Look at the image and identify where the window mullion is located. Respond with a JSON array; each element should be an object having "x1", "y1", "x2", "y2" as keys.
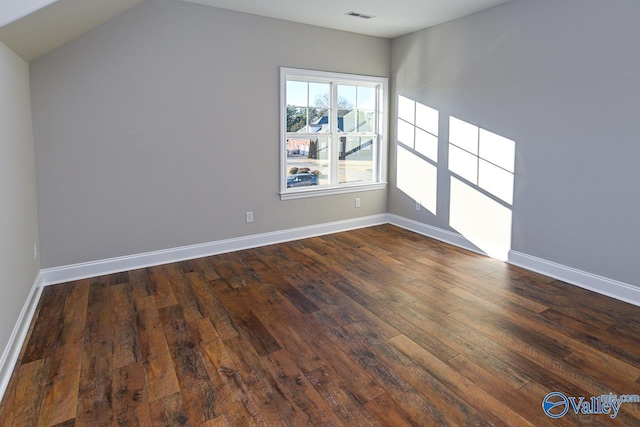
[
  {"x1": 373, "y1": 85, "x2": 380, "y2": 180},
  {"x1": 330, "y1": 82, "x2": 339, "y2": 186}
]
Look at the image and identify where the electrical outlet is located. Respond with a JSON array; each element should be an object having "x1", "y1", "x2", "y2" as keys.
[
  {"x1": 355, "y1": 197, "x2": 361, "y2": 208},
  {"x1": 415, "y1": 201, "x2": 421, "y2": 211},
  {"x1": 34, "y1": 243, "x2": 38, "y2": 260},
  {"x1": 246, "y1": 211, "x2": 254, "y2": 223}
]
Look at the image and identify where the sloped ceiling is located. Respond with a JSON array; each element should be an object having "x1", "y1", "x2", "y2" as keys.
[
  {"x1": 0, "y1": 0, "x2": 511, "y2": 62},
  {"x1": 0, "y1": 0, "x2": 145, "y2": 62}
]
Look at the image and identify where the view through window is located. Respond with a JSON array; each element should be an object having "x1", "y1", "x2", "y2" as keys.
[{"x1": 281, "y1": 68, "x2": 388, "y2": 199}]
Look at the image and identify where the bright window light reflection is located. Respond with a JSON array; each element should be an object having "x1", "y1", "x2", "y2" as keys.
[
  {"x1": 398, "y1": 96, "x2": 415, "y2": 124},
  {"x1": 415, "y1": 128, "x2": 438, "y2": 163},
  {"x1": 397, "y1": 96, "x2": 439, "y2": 162},
  {"x1": 479, "y1": 159, "x2": 514, "y2": 205},
  {"x1": 449, "y1": 116, "x2": 478, "y2": 155},
  {"x1": 397, "y1": 146, "x2": 437, "y2": 214},
  {"x1": 396, "y1": 95, "x2": 440, "y2": 215},
  {"x1": 448, "y1": 144, "x2": 478, "y2": 184},
  {"x1": 450, "y1": 177, "x2": 512, "y2": 261},
  {"x1": 416, "y1": 103, "x2": 439, "y2": 136},
  {"x1": 448, "y1": 116, "x2": 516, "y2": 261},
  {"x1": 397, "y1": 119, "x2": 414, "y2": 147},
  {"x1": 479, "y1": 129, "x2": 515, "y2": 173}
]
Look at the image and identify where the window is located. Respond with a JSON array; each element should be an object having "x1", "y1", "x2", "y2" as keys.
[{"x1": 280, "y1": 68, "x2": 388, "y2": 199}]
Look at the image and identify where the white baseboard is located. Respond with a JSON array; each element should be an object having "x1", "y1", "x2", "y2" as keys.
[
  {"x1": 508, "y1": 251, "x2": 640, "y2": 307},
  {"x1": 2, "y1": 213, "x2": 639, "y2": 405},
  {"x1": 387, "y1": 214, "x2": 485, "y2": 255},
  {"x1": 41, "y1": 214, "x2": 389, "y2": 286},
  {"x1": 387, "y1": 214, "x2": 640, "y2": 307},
  {"x1": 0, "y1": 271, "x2": 44, "y2": 400}
]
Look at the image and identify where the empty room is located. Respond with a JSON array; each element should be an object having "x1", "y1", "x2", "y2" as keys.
[{"x1": 1, "y1": 0, "x2": 639, "y2": 425}]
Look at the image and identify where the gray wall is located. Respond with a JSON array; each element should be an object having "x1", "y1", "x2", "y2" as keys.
[
  {"x1": 389, "y1": 0, "x2": 640, "y2": 286},
  {"x1": 30, "y1": 0, "x2": 390, "y2": 268},
  {"x1": 0, "y1": 42, "x2": 40, "y2": 351}
]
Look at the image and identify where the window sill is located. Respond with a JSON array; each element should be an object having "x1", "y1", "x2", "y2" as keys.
[{"x1": 280, "y1": 182, "x2": 387, "y2": 200}]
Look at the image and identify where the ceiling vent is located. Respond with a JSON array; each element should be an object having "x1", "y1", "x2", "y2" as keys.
[{"x1": 345, "y1": 11, "x2": 375, "y2": 19}]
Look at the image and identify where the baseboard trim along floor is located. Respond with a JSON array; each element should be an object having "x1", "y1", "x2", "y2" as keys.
[
  {"x1": 3, "y1": 214, "x2": 637, "y2": 403},
  {"x1": 40, "y1": 213, "x2": 640, "y2": 307}
]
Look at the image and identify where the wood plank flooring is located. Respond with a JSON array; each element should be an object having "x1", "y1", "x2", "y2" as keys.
[{"x1": 1, "y1": 224, "x2": 639, "y2": 426}]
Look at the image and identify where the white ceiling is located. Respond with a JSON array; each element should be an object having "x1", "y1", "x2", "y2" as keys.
[
  {"x1": 0, "y1": 0, "x2": 512, "y2": 62},
  {"x1": 183, "y1": 0, "x2": 512, "y2": 39}
]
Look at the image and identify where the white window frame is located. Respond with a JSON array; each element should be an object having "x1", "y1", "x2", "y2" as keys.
[{"x1": 280, "y1": 67, "x2": 388, "y2": 200}]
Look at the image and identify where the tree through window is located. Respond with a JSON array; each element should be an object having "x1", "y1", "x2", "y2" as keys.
[{"x1": 280, "y1": 68, "x2": 388, "y2": 199}]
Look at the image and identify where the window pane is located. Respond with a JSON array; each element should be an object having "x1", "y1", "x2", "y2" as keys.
[
  {"x1": 338, "y1": 108, "x2": 357, "y2": 132},
  {"x1": 357, "y1": 86, "x2": 375, "y2": 109},
  {"x1": 287, "y1": 107, "x2": 307, "y2": 132},
  {"x1": 286, "y1": 136, "x2": 330, "y2": 187},
  {"x1": 357, "y1": 110, "x2": 375, "y2": 132},
  {"x1": 287, "y1": 81, "x2": 307, "y2": 107},
  {"x1": 310, "y1": 83, "x2": 330, "y2": 108},
  {"x1": 338, "y1": 85, "x2": 356, "y2": 109},
  {"x1": 309, "y1": 108, "x2": 329, "y2": 132},
  {"x1": 339, "y1": 137, "x2": 375, "y2": 184}
]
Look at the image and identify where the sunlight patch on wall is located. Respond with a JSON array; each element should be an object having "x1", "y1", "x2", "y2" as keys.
[
  {"x1": 396, "y1": 95, "x2": 439, "y2": 214},
  {"x1": 397, "y1": 145, "x2": 437, "y2": 214},
  {"x1": 448, "y1": 116, "x2": 515, "y2": 260},
  {"x1": 479, "y1": 129, "x2": 515, "y2": 204},
  {"x1": 398, "y1": 96, "x2": 438, "y2": 162},
  {"x1": 450, "y1": 177, "x2": 513, "y2": 260}
]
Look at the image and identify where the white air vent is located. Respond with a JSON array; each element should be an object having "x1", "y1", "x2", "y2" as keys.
[{"x1": 345, "y1": 11, "x2": 375, "y2": 19}]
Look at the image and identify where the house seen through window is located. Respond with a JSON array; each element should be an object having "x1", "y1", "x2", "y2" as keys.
[{"x1": 280, "y1": 68, "x2": 388, "y2": 199}]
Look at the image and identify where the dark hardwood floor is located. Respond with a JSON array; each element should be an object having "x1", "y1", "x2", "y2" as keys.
[{"x1": 1, "y1": 224, "x2": 639, "y2": 426}]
